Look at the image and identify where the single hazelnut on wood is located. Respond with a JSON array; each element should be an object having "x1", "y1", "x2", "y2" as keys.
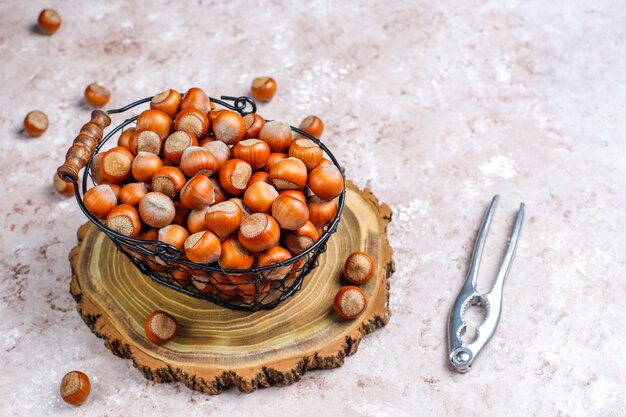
[
  {"x1": 38, "y1": 9, "x2": 62, "y2": 35},
  {"x1": 343, "y1": 252, "x2": 375, "y2": 284},
  {"x1": 23, "y1": 111, "x2": 48, "y2": 137},
  {"x1": 333, "y1": 286, "x2": 367, "y2": 320},
  {"x1": 250, "y1": 77, "x2": 277, "y2": 102},
  {"x1": 60, "y1": 370, "x2": 90, "y2": 406},
  {"x1": 84, "y1": 83, "x2": 110, "y2": 108},
  {"x1": 144, "y1": 310, "x2": 178, "y2": 345}
]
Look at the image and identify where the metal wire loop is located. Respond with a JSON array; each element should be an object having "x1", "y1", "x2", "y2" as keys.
[{"x1": 213, "y1": 95, "x2": 257, "y2": 115}]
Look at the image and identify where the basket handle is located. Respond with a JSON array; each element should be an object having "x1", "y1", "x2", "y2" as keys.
[{"x1": 57, "y1": 110, "x2": 111, "y2": 183}]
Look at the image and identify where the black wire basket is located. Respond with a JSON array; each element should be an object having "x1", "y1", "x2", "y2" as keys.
[{"x1": 58, "y1": 93, "x2": 345, "y2": 311}]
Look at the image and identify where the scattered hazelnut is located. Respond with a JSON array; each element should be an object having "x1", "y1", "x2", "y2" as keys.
[
  {"x1": 60, "y1": 370, "x2": 90, "y2": 406},
  {"x1": 84, "y1": 83, "x2": 110, "y2": 108},
  {"x1": 333, "y1": 286, "x2": 367, "y2": 320},
  {"x1": 144, "y1": 310, "x2": 178, "y2": 345},
  {"x1": 23, "y1": 111, "x2": 48, "y2": 137},
  {"x1": 250, "y1": 77, "x2": 277, "y2": 102},
  {"x1": 38, "y1": 9, "x2": 61, "y2": 35},
  {"x1": 343, "y1": 252, "x2": 375, "y2": 284},
  {"x1": 298, "y1": 115, "x2": 324, "y2": 138}
]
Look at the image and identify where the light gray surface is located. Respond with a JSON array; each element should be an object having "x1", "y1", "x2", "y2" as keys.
[{"x1": 1, "y1": 1, "x2": 624, "y2": 416}]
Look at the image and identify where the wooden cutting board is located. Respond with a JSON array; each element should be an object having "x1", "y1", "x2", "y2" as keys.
[{"x1": 69, "y1": 181, "x2": 394, "y2": 394}]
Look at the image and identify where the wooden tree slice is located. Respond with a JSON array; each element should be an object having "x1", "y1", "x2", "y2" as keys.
[{"x1": 69, "y1": 181, "x2": 394, "y2": 394}]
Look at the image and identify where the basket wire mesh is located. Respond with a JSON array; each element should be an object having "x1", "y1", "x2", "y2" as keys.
[{"x1": 68, "y1": 94, "x2": 345, "y2": 311}]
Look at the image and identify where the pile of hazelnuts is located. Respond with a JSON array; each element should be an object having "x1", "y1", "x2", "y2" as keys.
[{"x1": 82, "y1": 87, "x2": 343, "y2": 295}]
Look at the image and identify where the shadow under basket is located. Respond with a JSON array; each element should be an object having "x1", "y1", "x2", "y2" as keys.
[{"x1": 57, "y1": 94, "x2": 346, "y2": 311}]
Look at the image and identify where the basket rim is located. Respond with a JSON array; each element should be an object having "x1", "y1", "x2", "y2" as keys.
[{"x1": 68, "y1": 93, "x2": 346, "y2": 276}]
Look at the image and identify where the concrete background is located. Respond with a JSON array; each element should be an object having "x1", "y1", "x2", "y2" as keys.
[{"x1": 1, "y1": 0, "x2": 625, "y2": 415}]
